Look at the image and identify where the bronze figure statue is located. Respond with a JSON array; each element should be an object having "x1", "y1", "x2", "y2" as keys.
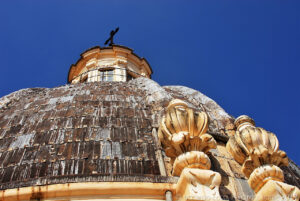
[{"x1": 104, "y1": 27, "x2": 119, "y2": 46}]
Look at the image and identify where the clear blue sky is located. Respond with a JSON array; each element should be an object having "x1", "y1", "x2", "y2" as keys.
[{"x1": 0, "y1": 1, "x2": 299, "y2": 164}]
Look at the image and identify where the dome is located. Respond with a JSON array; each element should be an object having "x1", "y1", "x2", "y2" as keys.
[
  {"x1": 0, "y1": 41, "x2": 299, "y2": 200},
  {"x1": 0, "y1": 78, "x2": 299, "y2": 200}
]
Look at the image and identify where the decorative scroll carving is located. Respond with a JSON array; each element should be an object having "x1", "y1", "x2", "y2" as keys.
[
  {"x1": 248, "y1": 164, "x2": 284, "y2": 193},
  {"x1": 176, "y1": 168, "x2": 223, "y2": 201},
  {"x1": 158, "y1": 99, "x2": 216, "y2": 159},
  {"x1": 158, "y1": 99, "x2": 223, "y2": 201},
  {"x1": 254, "y1": 180, "x2": 300, "y2": 201},
  {"x1": 226, "y1": 115, "x2": 299, "y2": 201},
  {"x1": 172, "y1": 151, "x2": 211, "y2": 176}
]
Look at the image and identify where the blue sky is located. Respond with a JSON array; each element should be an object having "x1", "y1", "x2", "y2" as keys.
[{"x1": 0, "y1": 1, "x2": 299, "y2": 164}]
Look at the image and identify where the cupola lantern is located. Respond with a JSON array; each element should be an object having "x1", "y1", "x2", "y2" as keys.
[
  {"x1": 67, "y1": 45, "x2": 152, "y2": 83},
  {"x1": 68, "y1": 28, "x2": 152, "y2": 83}
]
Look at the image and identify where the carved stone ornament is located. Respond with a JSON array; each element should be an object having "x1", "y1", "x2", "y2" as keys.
[
  {"x1": 158, "y1": 99, "x2": 217, "y2": 159},
  {"x1": 172, "y1": 151, "x2": 211, "y2": 176},
  {"x1": 226, "y1": 115, "x2": 288, "y2": 178},
  {"x1": 226, "y1": 115, "x2": 300, "y2": 201},
  {"x1": 248, "y1": 164, "x2": 284, "y2": 193},
  {"x1": 176, "y1": 168, "x2": 223, "y2": 201},
  {"x1": 254, "y1": 180, "x2": 300, "y2": 201},
  {"x1": 158, "y1": 99, "x2": 223, "y2": 201}
]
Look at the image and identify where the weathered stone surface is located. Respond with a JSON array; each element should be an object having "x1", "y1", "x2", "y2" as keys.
[{"x1": 0, "y1": 80, "x2": 164, "y2": 189}]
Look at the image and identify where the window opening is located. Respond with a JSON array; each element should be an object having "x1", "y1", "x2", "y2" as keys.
[
  {"x1": 127, "y1": 73, "x2": 134, "y2": 81},
  {"x1": 99, "y1": 69, "x2": 114, "y2": 81}
]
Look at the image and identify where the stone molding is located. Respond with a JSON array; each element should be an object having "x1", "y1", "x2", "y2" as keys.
[
  {"x1": 226, "y1": 115, "x2": 300, "y2": 201},
  {"x1": 0, "y1": 182, "x2": 175, "y2": 201}
]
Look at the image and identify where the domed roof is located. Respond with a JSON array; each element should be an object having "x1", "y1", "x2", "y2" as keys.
[{"x1": 0, "y1": 78, "x2": 299, "y2": 199}]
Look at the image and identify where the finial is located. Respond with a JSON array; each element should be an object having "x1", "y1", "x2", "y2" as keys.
[
  {"x1": 104, "y1": 27, "x2": 119, "y2": 46},
  {"x1": 234, "y1": 115, "x2": 255, "y2": 132}
]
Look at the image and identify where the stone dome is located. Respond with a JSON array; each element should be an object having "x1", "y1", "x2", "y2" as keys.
[{"x1": 0, "y1": 78, "x2": 299, "y2": 200}]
